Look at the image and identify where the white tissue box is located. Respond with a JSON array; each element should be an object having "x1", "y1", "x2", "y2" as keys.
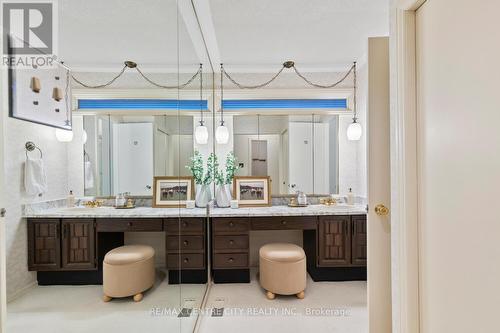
[
  {"x1": 186, "y1": 200, "x2": 195, "y2": 209},
  {"x1": 230, "y1": 200, "x2": 239, "y2": 209}
]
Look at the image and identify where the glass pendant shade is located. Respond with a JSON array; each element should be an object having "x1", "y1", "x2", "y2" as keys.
[
  {"x1": 195, "y1": 124, "x2": 209, "y2": 144},
  {"x1": 347, "y1": 120, "x2": 362, "y2": 141},
  {"x1": 215, "y1": 124, "x2": 229, "y2": 144},
  {"x1": 55, "y1": 128, "x2": 74, "y2": 142},
  {"x1": 82, "y1": 130, "x2": 88, "y2": 144}
]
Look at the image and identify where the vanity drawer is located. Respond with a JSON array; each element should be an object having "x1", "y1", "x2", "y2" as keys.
[
  {"x1": 213, "y1": 253, "x2": 248, "y2": 269},
  {"x1": 96, "y1": 219, "x2": 163, "y2": 232},
  {"x1": 212, "y1": 218, "x2": 250, "y2": 233},
  {"x1": 164, "y1": 218, "x2": 204, "y2": 234},
  {"x1": 251, "y1": 216, "x2": 317, "y2": 230},
  {"x1": 213, "y1": 235, "x2": 249, "y2": 251},
  {"x1": 167, "y1": 253, "x2": 204, "y2": 269},
  {"x1": 166, "y1": 235, "x2": 204, "y2": 252}
]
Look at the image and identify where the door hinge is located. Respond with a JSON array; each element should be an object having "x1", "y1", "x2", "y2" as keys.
[{"x1": 0, "y1": 208, "x2": 5, "y2": 217}]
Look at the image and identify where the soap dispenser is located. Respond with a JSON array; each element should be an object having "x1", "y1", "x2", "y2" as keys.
[
  {"x1": 297, "y1": 191, "x2": 307, "y2": 206},
  {"x1": 67, "y1": 190, "x2": 75, "y2": 207},
  {"x1": 347, "y1": 188, "x2": 354, "y2": 205}
]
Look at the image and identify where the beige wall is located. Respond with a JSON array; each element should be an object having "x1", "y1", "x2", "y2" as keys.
[{"x1": 416, "y1": 1, "x2": 500, "y2": 332}]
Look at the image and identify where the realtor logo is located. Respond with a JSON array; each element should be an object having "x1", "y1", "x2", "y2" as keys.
[
  {"x1": 3, "y1": 2, "x2": 53, "y2": 54},
  {"x1": 2, "y1": 1, "x2": 57, "y2": 68}
]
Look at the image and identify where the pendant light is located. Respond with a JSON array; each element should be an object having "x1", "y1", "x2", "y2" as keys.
[
  {"x1": 194, "y1": 64, "x2": 208, "y2": 144},
  {"x1": 216, "y1": 63, "x2": 229, "y2": 144},
  {"x1": 55, "y1": 128, "x2": 74, "y2": 142},
  {"x1": 347, "y1": 62, "x2": 362, "y2": 141},
  {"x1": 82, "y1": 129, "x2": 88, "y2": 144}
]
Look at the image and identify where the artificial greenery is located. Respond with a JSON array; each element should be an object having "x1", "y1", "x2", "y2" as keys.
[
  {"x1": 224, "y1": 151, "x2": 240, "y2": 185},
  {"x1": 187, "y1": 151, "x2": 240, "y2": 186},
  {"x1": 215, "y1": 151, "x2": 240, "y2": 185},
  {"x1": 186, "y1": 151, "x2": 208, "y2": 185},
  {"x1": 206, "y1": 152, "x2": 219, "y2": 185}
]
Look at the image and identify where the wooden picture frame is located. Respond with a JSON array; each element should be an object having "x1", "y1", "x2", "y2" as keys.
[
  {"x1": 233, "y1": 176, "x2": 271, "y2": 207},
  {"x1": 152, "y1": 176, "x2": 194, "y2": 208}
]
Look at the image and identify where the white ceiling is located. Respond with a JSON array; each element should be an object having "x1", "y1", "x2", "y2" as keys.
[
  {"x1": 59, "y1": 0, "x2": 200, "y2": 71},
  {"x1": 58, "y1": 0, "x2": 388, "y2": 73},
  {"x1": 209, "y1": 0, "x2": 389, "y2": 72}
]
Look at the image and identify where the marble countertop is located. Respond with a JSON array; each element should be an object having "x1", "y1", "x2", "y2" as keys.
[
  {"x1": 24, "y1": 204, "x2": 367, "y2": 219},
  {"x1": 24, "y1": 206, "x2": 207, "y2": 218},
  {"x1": 211, "y1": 204, "x2": 367, "y2": 217}
]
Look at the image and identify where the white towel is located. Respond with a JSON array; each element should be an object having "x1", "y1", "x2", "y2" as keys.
[
  {"x1": 84, "y1": 161, "x2": 94, "y2": 190},
  {"x1": 24, "y1": 156, "x2": 47, "y2": 196}
]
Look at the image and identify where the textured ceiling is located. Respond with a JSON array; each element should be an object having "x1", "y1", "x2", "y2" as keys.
[
  {"x1": 210, "y1": 0, "x2": 389, "y2": 70},
  {"x1": 59, "y1": 0, "x2": 200, "y2": 70}
]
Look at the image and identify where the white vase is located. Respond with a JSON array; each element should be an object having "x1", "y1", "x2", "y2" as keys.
[
  {"x1": 216, "y1": 184, "x2": 231, "y2": 208},
  {"x1": 195, "y1": 184, "x2": 212, "y2": 208}
]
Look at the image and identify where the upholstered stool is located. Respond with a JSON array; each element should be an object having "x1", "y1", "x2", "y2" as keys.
[
  {"x1": 259, "y1": 243, "x2": 306, "y2": 300},
  {"x1": 103, "y1": 245, "x2": 155, "y2": 302}
]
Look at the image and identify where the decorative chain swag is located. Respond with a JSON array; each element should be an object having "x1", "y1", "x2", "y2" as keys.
[
  {"x1": 71, "y1": 61, "x2": 202, "y2": 89},
  {"x1": 221, "y1": 61, "x2": 356, "y2": 89}
]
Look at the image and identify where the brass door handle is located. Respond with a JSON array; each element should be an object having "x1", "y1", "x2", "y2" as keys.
[{"x1": 374, "y1": 204, "x2": 389, "y2": 216}]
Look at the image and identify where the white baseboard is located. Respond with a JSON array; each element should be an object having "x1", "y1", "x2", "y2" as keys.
[{"x1": 7, "y1": 281, "x2": 37, "y2": 303}]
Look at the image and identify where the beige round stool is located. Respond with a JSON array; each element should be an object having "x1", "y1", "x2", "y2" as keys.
[
  {"x1": 103, "y1": 245, "x2": 155, "y2": 302},
  {"x1": 259, "y1": 243, "x2": 306, "y2": 300}
]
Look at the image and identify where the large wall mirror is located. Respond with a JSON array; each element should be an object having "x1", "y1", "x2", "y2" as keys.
[
  {"x1": 83, "y1": 115, "x2": 195, "y2": 197},
  {"x1": 231, "y1": 113, "x2": 339, "y2": 196}
]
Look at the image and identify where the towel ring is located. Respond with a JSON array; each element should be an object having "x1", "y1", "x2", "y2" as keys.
[{"x1": 25, "y1": 141, "x2": 43, "y2": 159}]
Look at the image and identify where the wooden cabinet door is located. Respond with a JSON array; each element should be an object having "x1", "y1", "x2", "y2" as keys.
[
  {"x1": 28, "y1": 219, "x2": 61, "y2": 271},
  {"x1": 61, "y1": 219, "x2": 96, "y2": 270},
  {"x1": 318, "y1": 216, "x2": 351, "y2": 266},
  {"x1": 351, "y1": 215, "x2": 367, "y2": 266}
]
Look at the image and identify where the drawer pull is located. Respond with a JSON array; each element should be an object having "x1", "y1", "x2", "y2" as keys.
[
  {"x1": 182, "y1": 222, "x2": 188, "y2": 228},
  {"x1": 183, "y1": 240, "x2": 189, "y2": 246},
  {"x1": 281, "y1": 220, "x2": 287, "y2": 225},
  {"x1": 128, "y1": 222, "x2": 133, "y2": 227},
  {"x1": 183, "y1": 258, "x2": 189, "y2": 263},
  {"x1": 229, "y1": 222, "x2": 234, "y2": 227},
  {"x1": 229, "y1": 240, "x2": 234, "y2": 245},
  {"x1": 228, "y1": 258, "x2": 234, "y2": 263}
]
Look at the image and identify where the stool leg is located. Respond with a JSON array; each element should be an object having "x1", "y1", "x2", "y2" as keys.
[
  {"x1": 296, "y1": 291, "x2": 305, "y2": 299},
  {"x1": 133, "y1": 293, "x2": 144, "y2": 302},
  {"x1": 266, "y1": 291, "x2": 275, "y2": 300},
  {"x1": 103, "y1": 295, "x2": 112, "y2": 302}
]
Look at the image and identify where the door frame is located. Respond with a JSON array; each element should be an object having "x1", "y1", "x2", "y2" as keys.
[
  {"x1": 0, "y1": 46, "x2": 7, "y2": 333},
  {"x1": 390, "y1": 0, "x2": 426, "y2": 332}
]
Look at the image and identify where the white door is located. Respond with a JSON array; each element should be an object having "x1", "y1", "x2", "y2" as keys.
[
  {"x1": 288, "y1": 122, "x2": 313, "y2": 193},
  {"x1": 415, "y1": 1, "x2": 500, "y2": 331},
  {"x1": 0, "y1": 66, "x2": 7, "y2": 333},
  {"x1": 313, "y1": 122, "x2": 329, "y2": 194},
  {"x1": 367, "y1": 37, "x2": 392, "y2": 332},
  {"x1": 112, "y1": 123, "x2": 154, "y2": 195}
]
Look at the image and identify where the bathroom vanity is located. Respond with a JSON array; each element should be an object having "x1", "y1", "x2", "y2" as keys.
[{"x1": 25, "y1": 205, "x2": 366, "y2": 285}]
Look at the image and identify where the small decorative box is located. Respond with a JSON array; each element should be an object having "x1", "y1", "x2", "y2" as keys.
[
  {"x1": 230, "y1": 200, "x2": 239, "y2": 209},
  {"x1": 185, "y1": 200, "x2": 195, "y2": 209}
]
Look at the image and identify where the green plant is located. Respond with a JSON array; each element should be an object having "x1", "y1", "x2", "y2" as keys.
[
  {"x1": 186, "y1": 151, "x2": 207, "y2": 185},
  {"x1": 206, "y1": 152, "x2": 219, "y2": 185},
  {"x1": 224, "y1": 151, "x2": 240, "y2": 185},
  {"x1": 187, "y1": 151, "x2": 240, "y2": 186}
]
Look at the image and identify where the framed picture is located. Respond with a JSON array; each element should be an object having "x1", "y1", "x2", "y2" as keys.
[
  {"x1": 152, "y1": 177, "x2": 194, "y2": 208},
  {"x1": 7, "y1": 36, "x2": 72, "y2": 130},
  {"x1": 233, "y1": 176, "x2": 271, "y2": 207}
]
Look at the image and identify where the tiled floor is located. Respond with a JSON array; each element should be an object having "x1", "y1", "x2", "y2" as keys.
[
  {"x1": 7, "y1": 270, "x2": 206, "y2": 333},
  {"x1": 7, "y1": 270, "x2": 367, "y2": 333},
  {"x1": 197, "y1": 271, "x2": 367, "y2": 333}
]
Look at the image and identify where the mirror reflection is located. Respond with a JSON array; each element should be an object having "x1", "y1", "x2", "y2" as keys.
[
  {"x1": 232, "y1": 114, "x2": 339, "y2": 195},
  {"x1": 83, "y1": 115, "x2": 195, "y2": 197}
]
